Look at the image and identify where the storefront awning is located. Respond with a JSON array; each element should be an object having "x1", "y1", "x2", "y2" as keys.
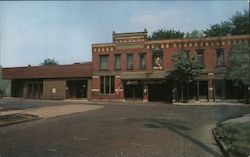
[{"x1": 120, "y1": 72, "x2": 165, "y2": 80}]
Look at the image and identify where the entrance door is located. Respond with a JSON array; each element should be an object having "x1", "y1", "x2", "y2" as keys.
[
  {"x1": 66, "y1": 80, "x2": 88, "y2": 98},
  {"x1": 148, "y1": 84, "x2": 171, "y2": 102},
  {"x1": 124, "y1": 84, "x2": 143, "y2": 100}
]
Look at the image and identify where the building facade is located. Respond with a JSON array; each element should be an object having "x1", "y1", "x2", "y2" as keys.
[
  {"x1": 3, "y1": 63, "x2": 92, "y2": 100},
  {"x1": 2, "y1": 30, "x2": 250, "y2": 102},
  {"x1": 91, "y1": 30, "x2": 249, "y2": 102}
]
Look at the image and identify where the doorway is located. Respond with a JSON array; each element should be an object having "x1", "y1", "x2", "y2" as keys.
[
  {"x1": 27, "y1": 83, "x2": 43, "y2": 99},
  {"x1": 148, "y1": 84, "x2": 171, "y2": 102},
  {"x1": 66, "y1": 80, "x2": 88, "y2": 98},
  {"x1": 124, "y1": 84, "x2": 143, "y2": 100}
]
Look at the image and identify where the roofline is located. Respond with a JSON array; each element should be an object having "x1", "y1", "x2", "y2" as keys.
[
  {"x1": 113, "y1": 31, "x2": 147, "y2": 36},
  {"x1": 146, "y1": 34, "x2": 250, "y2": 44},
  {"x1": 3, "y1": 61, "x2": 92, "y2": 69},
  {"x1": 92, "y1": 43, "x2": 114, "y2": 47},
  {"x1": 91, "y1": 34, "x2": 249, "y2": 47}
]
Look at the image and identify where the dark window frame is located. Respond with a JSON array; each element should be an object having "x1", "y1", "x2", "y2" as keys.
[
  {"x1": 139, "y1": 53, "x2": 146, "y2": 70},
  {"x1": 100, "y1": 76, "x2": 115, "y2": 94},
  {"x1": 114, "y1": 54, "x2": 121, "y2": 70},
  {"x1": 216, "y1": 48, "x2": 225, "y2": 67},
  {"x1": 99, "y1": 55, "x2": 109, "y2": 70},
  {"x1": 184, "y1": 50, "x2": 190, "y2": 59},
  {"x1": 196, "y1": 49, "x2": 205, "y2": 68},
  {"x1": 152, "y1": 51, "x2": 164, "y2": 70},
  {"x1": 127, "y1": 53, "x2": 133, "y2": 70}
]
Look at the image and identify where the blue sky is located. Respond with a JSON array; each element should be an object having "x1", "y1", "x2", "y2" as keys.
[{"x1": 0, "y1": 1, "x2": 248, "y2": 67}]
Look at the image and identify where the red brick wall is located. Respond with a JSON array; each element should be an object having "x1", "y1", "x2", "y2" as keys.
[
  {"x1": 92, "y1": 42, "x2": 245, "y2": 73},
  {"x1": 91, "y1": 35, "x2": 249, "y2": 101}
]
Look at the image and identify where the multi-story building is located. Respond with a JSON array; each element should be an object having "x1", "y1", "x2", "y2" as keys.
[
  {"x1": 91, "y1": 29, "x2": 249, "y2": 102},
  {"x1": 2, "y1": 29, "x2": 250, "y2": 102}
]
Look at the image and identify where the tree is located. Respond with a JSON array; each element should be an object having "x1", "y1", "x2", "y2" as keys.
[
  {"x1": 166, "y1": 51, "x2": 202, "y2": 103},
  {"x1": 148, "y1": 29, "x2": 185, "y2": 40},
  {"x1": 40, "y1": 58, "x2": 59, "y2": 66},
  {"x1": 204, "y1": 21, "x2": 234, "y2": 37},
  {"x1": 204, "y1": 10, "x2": 249, "y2": 37},
  {"x1": 227, "y1": 43, "x2": 250, "y2": 104},
  {"x1": 0, "y1": 65, "x2": 11, "y2": 97},
  {"x1": 185, "y1": 29, "x2": 205, "y2": 38},
  {"x1": 230, "y1": 10, "x2": 250, "y2": 35}
]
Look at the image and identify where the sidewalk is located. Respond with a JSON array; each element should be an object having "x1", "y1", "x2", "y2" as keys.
[
  {"x1": 173, "y1": 101, "x2": 248, "y2": 106},
  {"x1": 221, "y1": 114, "x2": 250, "y2": 124},
  {"x1": 0, "y1": 104, "x2": 103, "y2": 118}
]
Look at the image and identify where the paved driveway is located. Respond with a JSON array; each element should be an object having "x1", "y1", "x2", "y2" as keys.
[{"x1": 1, "y1": 102, "x2": 250, "y2": 157}]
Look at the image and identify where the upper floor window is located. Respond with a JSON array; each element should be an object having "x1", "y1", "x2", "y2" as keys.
[
  {"x1": 100, "y1": 55, "x2": 108, "y2": 70},
  {"x1": 100, "y1": 76, "x2": 115, "y2": 94},
  {"x1": 127, "y1": 54, "x2": 133, "y2": 70},
  {"x1": 114, "y1": 54, "x2": 121, "y2": 70},
  {"x1": 184, "y1": 50, "x2": 190, "y2": 59},
  {"x1": 196, "y1": 49, "x2": 204, "y2": 67},
  {"x1": 140, "y1": 53, "x2": 146, "y2": 70},
  {"x1": 152, "y1": 46, "x2": 163, "y2": 70},
  {"x1": 216, "y1": 48, "x2": 225, "y2": 66}
]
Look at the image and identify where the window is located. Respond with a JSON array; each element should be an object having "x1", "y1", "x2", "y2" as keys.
[
  {"x1": 140, "y1": 53, "x2": 146, "y2": 70},
  {"x1": 196, "y1": 49, "x2": 204, "y2": 67},
  {"x1": 114, "y1": 54, "x2": 121, "y2": 70},
  {"x1": 100, "y1": 76, "x2": 115, "y2": 94},
  {"x1": 184, "y1": 50, "x2": 190, "y2": 59},
  {"x1": 216, "y1": 48, "x2": 225, "y2": 66},
  {"x1": 127, "y1": 54, "x2": 133, "y2": 70},
  {"x1": 152, "y1": 53, "x2": 163, "y2": 70},
  {"x1": 100, "y1": 55, "x2": 108, "y2": 70}
]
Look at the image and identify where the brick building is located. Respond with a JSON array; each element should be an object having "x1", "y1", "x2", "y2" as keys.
[
  {"x1": 91, "y1": 30, "x2": 249, "y2": 102},
  {"x1": 2, "y1": 30, "x2": 250, "y2": 102}
]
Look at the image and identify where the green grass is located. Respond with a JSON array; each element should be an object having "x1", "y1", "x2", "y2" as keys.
[
  {"x1": 215, "y1": 122, "x2": 250, "y2": 157},
  {"x1": 0, "y1": 114, "x2": 39, "y2": 126}
]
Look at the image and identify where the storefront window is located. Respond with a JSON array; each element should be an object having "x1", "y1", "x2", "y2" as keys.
[{"x1": 100, "y1": 76, "x2": 115, "y2": 94}]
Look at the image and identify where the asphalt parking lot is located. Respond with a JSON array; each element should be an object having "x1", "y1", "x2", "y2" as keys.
[{"x1": 1, "y1": 99, "x2": 250, "y2": 157}]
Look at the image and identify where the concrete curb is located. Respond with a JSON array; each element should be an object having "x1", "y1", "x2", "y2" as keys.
[
  {"x1": 0, "y1": 113, "x2": 41, "y2": 127},
  {"x1": 213, "y1": 115, "x2": 250, "y2": 157},
  {"x1": 212, "y1": 128, "x2": 228, "y2": 157},
  {"x1": 173, "y1": 102, "x2": 249, "y2": 106}
]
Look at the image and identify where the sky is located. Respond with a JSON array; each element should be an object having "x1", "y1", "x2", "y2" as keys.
[{"x1": 0, "y1": 1, "x2": 248, "y2": 67}]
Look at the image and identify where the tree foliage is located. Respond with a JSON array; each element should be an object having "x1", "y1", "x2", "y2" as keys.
[
  {"x1": 0, "y1": 65, "x2": 11, "y2": 97},
  {"x1": 40, "y1": 58, "x2": 59, "y2": 66},
  {"x1": 204, "y1": 10, "x2": 249, "y2": 37},
  {"x1": 148, "y1": 29, "x2": 185, "y2": 40},
  {"x1": 166, "y1": 51, "x2": 203, "y2": 83},
  {"x1": 166, "y1": 51, "x2": 202, "y2": 102},
  {"x1": 204, "y1": 21, "x2": 234, "y2": 37},
  {"x1": 230, "y1": 10, "x2": 250, "y2": 35},
  {"x1": 227, "y1": 43, "x2": 250, "y2": 85},
  {"x1": 185, "y1": 29, "x2": 205, "y2": 38}
]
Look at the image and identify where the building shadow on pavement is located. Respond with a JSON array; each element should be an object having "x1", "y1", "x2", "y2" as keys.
[{"x1": 144, "y1": 119, "x2": 222, "y2": 157}]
